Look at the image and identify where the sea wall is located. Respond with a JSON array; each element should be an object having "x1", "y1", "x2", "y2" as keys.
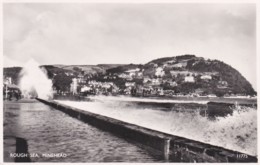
[
  {"x1": 53, "y1": 94, "x2": 90, "y2": 101},
  {"x1": 36, "y1": 98, "x2": 257, "y2": 163}
]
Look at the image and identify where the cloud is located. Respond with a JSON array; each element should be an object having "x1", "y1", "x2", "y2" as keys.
[
  {"x1": 3, "y1": 55, "x2": 23, "y2": 67},
  {"x1": 3, "y1": 3, "x2": 256, "y2": 89}
]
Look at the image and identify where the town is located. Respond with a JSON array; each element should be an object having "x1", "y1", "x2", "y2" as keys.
[
  {"x1": 65, "y1": 67, "x2": 225, "y2": 98},
  {"x1": 3, "y1": 55, "x2": 257, "y2": 100}
]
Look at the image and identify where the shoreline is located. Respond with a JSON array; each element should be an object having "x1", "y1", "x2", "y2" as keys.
[
  {"x1": 86, "y1": 95, "x2": 257, "y2": 106},
  {"x1": 37, "y1": 98, "x2": 258, "y2": 162}
]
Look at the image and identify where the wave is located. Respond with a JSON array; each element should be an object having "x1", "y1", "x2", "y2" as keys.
[
  {"x1": 55, "y1": 99, "x2": 257, "y2": 156},
  {"x1": 88, "y1": 95, "x2": 209, "y2": 104}
]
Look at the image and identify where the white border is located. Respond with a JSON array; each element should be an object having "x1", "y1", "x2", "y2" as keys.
[{"x1": 0, "y1": 0, "x2": 259, "y2": 165}]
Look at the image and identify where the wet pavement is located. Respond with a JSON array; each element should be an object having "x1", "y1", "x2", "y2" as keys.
[{"x1": 3, "y1": 99, "x2": 161, "y2": 162}]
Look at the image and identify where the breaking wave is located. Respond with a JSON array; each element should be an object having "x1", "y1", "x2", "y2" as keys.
[
  {"x1": 88, "y1": 95, "x2": 209, "y2": 104},
  {"x1": 19, "y1": 59, "x2": 53, "y2": 99},
  {"x1": 56, "y1": 99, "x2": 257, "y2": 156}
]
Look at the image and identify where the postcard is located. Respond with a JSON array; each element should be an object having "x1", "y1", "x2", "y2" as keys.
[{"x1": 2, "y1": 1, "x2": 258, "y2": 163}]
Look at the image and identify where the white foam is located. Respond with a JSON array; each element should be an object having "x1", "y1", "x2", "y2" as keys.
[
  {"x1": 55, "y1": 99, "x2": 257, "y2": 156},
  {"x1": 89, "y1": 95, "x2": 209, "y2": 104},
  {"x1": 19, "y1": 59, "x2": 53, "y2": 99}
]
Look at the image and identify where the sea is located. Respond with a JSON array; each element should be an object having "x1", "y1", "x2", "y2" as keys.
[{"x1": 4, "y1": 96, "x2": 257, "y2": 162}]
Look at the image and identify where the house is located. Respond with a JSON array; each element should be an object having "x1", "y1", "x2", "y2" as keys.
[
  {"x1": 118, "y1": 73, "x2": 133, "y2": 80},
  {"x1": 65, "y1": 72, "x2": 74, "y2": 76},
  {"x1": 184, "y1": 76, "x2": 195, "y2": 83},
  {"x1": 200, "y1": 75, "x2": 212, "y2": 80},
  {"x1": 172, "y1": 61, "x2": 187, "y2": 68},
  {"x1": 151, "y1": 78, "x2": 162, "y2": 86},
  {"x1": 218, "y1": 80, "x2": 228, "y2": 85},
  {"x1": 101, "y1": 82, "x2": 112, "y2": 89},
  {"x1": 136, "y1": 72, "x2": 143, "y2": 79},
  {"x1": 156, "y1": 87, "x2": 164, "y2": 95},
  {"x1": 217, "y1": 81, "x2": 228, "y2": 88},
  {"x1": 88, "y1": 80, "x2": 102, "y2": 87},
  {"x1": 125, "y1": 82, "x2": 136, "y2": 87},
  {"x1": 148, "y1": 63, "x2": 158, "y2": 68},
  {"x1": 163, "y1": 90, "x2": 174, "y2": 96},
  {"x1": 135, "y1": 85, "x2": 144, "y2": 96},
  {"x1": 77, "y1": 73, "x2": 86, "y2": 83},
  {"x1": 164, "y1": 59, "x2": 176, "y2": 65},
  {"x1": 81, "y1": 86, "x2": 91, "y2": 92},
  {"x1": 172, "y1": 63, "x2": 183, "y2": 68},
  {"x1": 118, "y1": 73, "x2": 127, "y2": 78},
  {"x1": 125, "y1": 68, "x2": 143, "y2": 79},
  {"x1": 207, "y1": 94, "x2": 217, "y2": 97},
  {"x1": 170, "y1": 71, "x2": 198, "y2": 77},
  {"x1": 195, "y1": 88, "x2": 204, "y2": 95},
  {"x1": 155, "y1": 67, "x2": 165, "y2": 77},
  {"x1": 124, "y1": 88, "x2": 132, "y2": 95},
  {"x1": 170, "y1": 81, "x2": 178, "y2": 87},
  {"x1": 143, "y1": 77, "x2": 151, "y2": 83},
  {"x1": 128, "y1": 72, "x2": 136, "y2": 77},
  {"x1": 125, "y1": 68, "x2": 140, "y2": 73}
]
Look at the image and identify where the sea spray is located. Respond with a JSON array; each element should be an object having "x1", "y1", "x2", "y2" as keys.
[
  {"x1": 56, "y1": 99, "x2": 257, "y2": 156},
  {"x1": 88, "y1": 95, "x2": 209, "y2": 104},
  {"x1": 19, "y1": 59, "x2": 53, "y2": 99}
]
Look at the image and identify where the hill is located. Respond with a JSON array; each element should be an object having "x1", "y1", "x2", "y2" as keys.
[
  {"x1": 3, "y1": 55, "x2": 256, "y2": 96},
  {"x1": 140, "y1": 55, "x2": 256, "y2": 96},
  {"x1": 52, "y1": 64, "x2": 124, "y2": 75}
]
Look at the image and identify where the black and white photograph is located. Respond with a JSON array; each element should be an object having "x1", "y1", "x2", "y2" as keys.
[{"x1": 2, "y1": 1, "x2": 258, "y2": 163}]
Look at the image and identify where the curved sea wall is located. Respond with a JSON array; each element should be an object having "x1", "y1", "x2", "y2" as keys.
[{"x1": 36, "y1": 98, "x2": 257, "y2": 163}]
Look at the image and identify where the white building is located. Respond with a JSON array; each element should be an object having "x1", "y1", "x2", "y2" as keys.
[
  {"x1": 70, "y1": 78, "x2": 78, "y2": 95},
  {"x1": 4, "y1": 77, "x2": 12, "y2": 85},
  {"x1": 143, "y1": 77, "x2": 151, "y2": 83},
  {"x1": 155, "y1": 67, "x2": 165, "y2": 77},
  {"x1": 81, "y1": 86, "x2": 91, "y2": 92},
  {"x1": 125, "y1": 82, "x2": 136, "y2": 87},
  {"x1": 201, "y1": 75, "x2": 212, "y2": 80},
  {"x1": 136, "y1": 72, "x2": 143, "y2": 77},
  {"x1": 151, "y1": 78, "x2": 162, "y2": 85},
  {"x1": 118, "y1": 73, "x2": 132, "y2": 80},
  {"x1": 172, "y1": 63, "x2": 183, "y2": 68},
  {"x1": 170, "y1": 81, "x2": 178, "y2": 87},
  {"x1": 184, "y1": 76, "x2": 195, "y2": 83},
  {"x1": 172, "y1": 62, "x2": 187, "y2": 68},
  {"x1": 125, "y1": 68, "x2": 140, "y2": 73}
]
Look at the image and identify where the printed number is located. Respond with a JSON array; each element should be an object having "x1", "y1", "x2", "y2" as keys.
[{"x1": 237, "y1": 154, "x2": 248, "y2": 159}]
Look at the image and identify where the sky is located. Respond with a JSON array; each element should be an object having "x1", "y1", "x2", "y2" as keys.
[{"x1": 3, "y1": 3, "x2": 256, "y2": 89}]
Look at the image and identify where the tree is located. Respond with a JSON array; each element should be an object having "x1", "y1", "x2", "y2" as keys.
[
  {"x1": 53, "y1": 73, "x2": 73, "y2": 93},
  {"x1": 73, "y1": 67, "x2": 82, "y2": 72}
]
